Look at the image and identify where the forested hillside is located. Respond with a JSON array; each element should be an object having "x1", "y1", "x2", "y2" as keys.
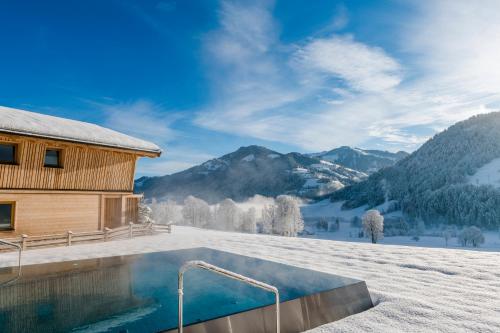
[{"x1": 332, "y1": 112, "x2": 500, "y2": 228}]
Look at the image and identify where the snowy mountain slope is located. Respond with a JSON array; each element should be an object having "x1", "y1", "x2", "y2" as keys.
[
  {"x1": 135, "y1": 145, "x2": 367, "y2": 203},
  {"x1": 467, "y1": 157, "x2": 500, "y2": 188},
  {"x1": 309, "y1": 146, "x2": 408, "y2": 174},
  {"x1": 333, "y1": 111, "x2": 500, "y2": 227}
]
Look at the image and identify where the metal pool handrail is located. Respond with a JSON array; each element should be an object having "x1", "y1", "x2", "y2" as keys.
[
  {"x1": 0, "y1": 239, "x2": 22, "y2": 285},
  {"x1": 178, "y1": 260, "x2": 280, "y2": 333}
]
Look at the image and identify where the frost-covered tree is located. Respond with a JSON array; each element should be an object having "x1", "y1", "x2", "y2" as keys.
[
  {"x1": 137, "y1": 198, "x2": 154, "y2": 224},
  {"x1": 362, "y1": 210, "x2": 384, "y2": 244},
  {"x1": 241, "y1": 207, "x2": 257, "y2": 233},
  {"x1": 442, "y1": 229, "x2": 453, "y2": 247},
  {"x1": 181, "y1": 196, "x2": 211, "y2": 228},
  {"x1": 150, "y1": 199, "x2": 180, "y2": 225},
  {"x1": 215, "y1": 198, "x2": 242, "y2": 231},
  {"x1": 260, "y1": 204, "x2": 275, "y2": 234},
  {"x1": 273, "y1": 195, "x2": 304, "y2": 237},
  {"x1": 458, "y1": 226, "x2": 485, "y2": 247}
]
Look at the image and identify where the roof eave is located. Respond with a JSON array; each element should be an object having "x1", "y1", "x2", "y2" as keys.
[{"x1": 0, "y1": 129, "x2": 162, "y2": 157}]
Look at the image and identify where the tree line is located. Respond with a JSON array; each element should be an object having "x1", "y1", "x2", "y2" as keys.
[{"x1": 149, "y1": 195, "x2": 304, "y2": 237}]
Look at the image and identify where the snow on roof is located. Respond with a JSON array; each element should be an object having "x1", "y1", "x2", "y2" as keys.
[{"x1": 0, "y1": 106, "x2": 161, "y2": 155}]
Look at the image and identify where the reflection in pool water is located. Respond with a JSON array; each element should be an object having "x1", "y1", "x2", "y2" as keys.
[{"x1": 0, "y1": 248, "x2": 369, "y2": 333}]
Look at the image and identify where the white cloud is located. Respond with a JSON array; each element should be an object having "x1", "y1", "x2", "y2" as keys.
[
  {"x1": 294, "y1": 35, "x2": 402, "y2": 92},
  {"x1": 329, "y1": 4, "x2": 349, "y2": 31},
  {"x1": 201, "y1": 0, "x2": 302, "y2": 119},
  {"x1": 210, "y1": 0, "x2": 276, "y2": 59},
  {"x1": 100, "y1": 100, "x2": 177, "y2": 144},
  {"x1": 194, "y1": 0, "x2": 500, "y2": 153},
  {"x1": 405, "y1": 0, "x2": 500, "y2": 95},
  {"x1": 90, "y1": 99, "x2": 189, "y2": 176}
]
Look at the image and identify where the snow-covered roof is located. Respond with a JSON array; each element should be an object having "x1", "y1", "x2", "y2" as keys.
[{"x1": 0, "y1": 106, "x2": 161, "y2": 155}]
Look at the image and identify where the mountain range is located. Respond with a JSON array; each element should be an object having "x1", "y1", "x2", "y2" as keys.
[
  {"x1": 135, "y1": 145, "x2": 406, "y2": 203},
  {"x1": 308, "y1": 146, "x2": 408, "y2": 174}
]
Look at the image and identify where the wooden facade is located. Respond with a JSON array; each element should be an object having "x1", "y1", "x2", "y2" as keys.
[
  {"x1": 0, "y1": 132, "x2": 159, "y2": 236},
  {"x1": 0, "y1": 133, "x2": 139, "y2": 192}
]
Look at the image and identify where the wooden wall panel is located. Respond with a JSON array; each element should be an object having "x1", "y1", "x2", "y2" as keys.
[
  {"x1": 104, "y1": 197, "x2": 122, "y2": 229},
  {"x1": 0, "y1": 134, "x2": 138, "y2": 192},
  {"x1": 0, "y1": 192, "x2": 101, "y2": 235},
  {"x1": 125, "y1": 197, "x2": 139, "y2": 224}
]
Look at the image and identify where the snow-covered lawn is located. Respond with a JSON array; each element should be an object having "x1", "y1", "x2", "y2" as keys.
[
  {"x1": 301, "y1": 199, "x2": 500, "y2": 251},
  {"x1": 2, "y1": 226, "x2": 500, "y2": 332},
  {"x1": 301, "y1": 223, "x2": 500, "y2": 251}
]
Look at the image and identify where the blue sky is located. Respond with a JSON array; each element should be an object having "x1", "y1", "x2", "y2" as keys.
[{"x1": 1, "y1": 0, "x2": 500, "y2": 177}]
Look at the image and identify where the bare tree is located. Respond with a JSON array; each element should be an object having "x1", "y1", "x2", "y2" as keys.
[{"x1": 362, "y1": 210, "x2": 384, "y2": 244}]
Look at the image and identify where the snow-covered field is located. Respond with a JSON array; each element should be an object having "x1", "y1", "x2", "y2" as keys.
[
  {"x1": 300, "y1": 221, "x2": 500, "y2": 251},
  {"x1": 301, "y1": 200, "x2": 500, "y2": 251},
  {"x1": 1, "y1": 226, "x2": 500, "y2": 332},
  {"x1": 303, "y1": 228, "x2": 500, "y2": 251},
  {"x1": 301, "y1": 199, "x2": 403, "y2": 220}
]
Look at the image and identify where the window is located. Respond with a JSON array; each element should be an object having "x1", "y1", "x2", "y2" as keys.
[
  {"x1": 0, "y1": 203, "x2": 14, "y2": 230},
  {"x1": 44, "y1": 149, "x2": 62, "y2": 168},
  {"x1": 0, "y1": 143, "x2": 16, "y2": 164}
]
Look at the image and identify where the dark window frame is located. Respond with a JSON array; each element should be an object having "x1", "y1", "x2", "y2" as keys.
[
  {"x1": 44, "y1": 148, "x2": 63, "y2": 168},
  {"x1": 0, "y1": 143, "x2": 18, "y2": 165},
  {"x1": 0, "y1": 202, "x2": 15, "y2": 230}
]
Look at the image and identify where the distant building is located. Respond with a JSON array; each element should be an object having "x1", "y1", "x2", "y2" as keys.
[{"x1": 0, "y1": 107, "x2": 161, "y2": 236}]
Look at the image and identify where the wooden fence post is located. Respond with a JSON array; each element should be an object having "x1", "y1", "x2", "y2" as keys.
[
  {"x1": 21, "y1": 234, "x2": 28, "y2": 251},
  {"x1": 129, "y1": 222, "x2": 133, "y2": 239},
  {"x1": 67, "y1": 231, "x2": 73, "y2": 246},
  {"x1": 104, "y1": 227, "x2": 111, "y2": 241}
]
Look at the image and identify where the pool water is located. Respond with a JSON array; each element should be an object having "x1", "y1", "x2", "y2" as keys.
[{"x1": 0, "y1": 248, "x2": 363, "y2": 333}]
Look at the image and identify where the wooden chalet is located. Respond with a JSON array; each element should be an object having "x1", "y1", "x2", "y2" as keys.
[{"x1": 0, "y1": 106, "x2": 161, "y2": 236}]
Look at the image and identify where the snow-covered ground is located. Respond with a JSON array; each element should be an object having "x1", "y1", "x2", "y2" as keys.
[
  {"x1": 301, "y1": 199, "x2": 402, "y2": 220},
  {"x1": 301, "y1": 225, "x2": 500, "y2": 251},
  {"x1": 1, "y1": 226, "x2": 500, "y2": 332},
  {"x1": 301, "y1": 200, "x2": 367, "y2": 220},
  {"x1": 301, "y1": 200, "x2": 500, "y2": 251}
]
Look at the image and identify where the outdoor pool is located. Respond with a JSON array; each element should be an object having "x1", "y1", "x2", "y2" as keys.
[{"x1": 0, "y1": 247, "x2": 372, "y2": 332}]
